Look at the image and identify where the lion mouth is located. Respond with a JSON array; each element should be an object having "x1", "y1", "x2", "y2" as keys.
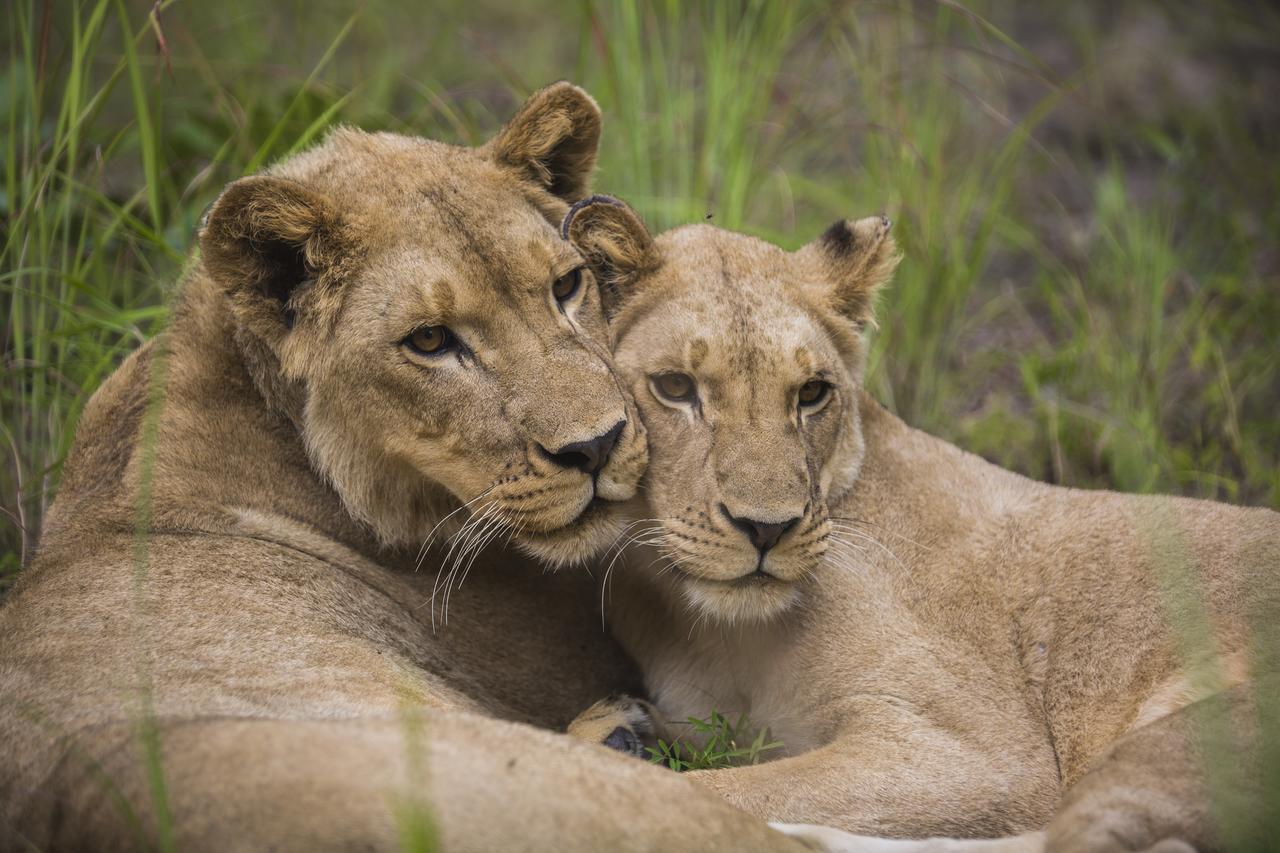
[
  {"x1": 512, "y1": 496, "x2": 627, "y2": 567},
  {"x1": 550, "y1": 494, "x2": 610, "y2": 533},
  {"x1": 671, "y1": 563, "x2": 788, "y2": 589},
  {"x1": 670, "y1": 561, "x2": 804, "y2": 623}
]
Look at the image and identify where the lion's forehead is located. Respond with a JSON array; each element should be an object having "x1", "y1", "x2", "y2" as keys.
[
  {"x1": 343, "y1": 167, "x2": 571, "y2": 328},
  {"x1": 628, "y1": 284, "x2": 829, "y2": 411},
  {"x1": 350, "y1": 245, "x2": 576, "y2": 357},
  {"x1": 688, "y1": 272, "x2": 824, "y2": 351},
  {"x1": 274, "y1": 127, "x2": 560, "y2": 251},
  {"x1": 625, "y1": 226, "x2": 843, "y2": 403}
]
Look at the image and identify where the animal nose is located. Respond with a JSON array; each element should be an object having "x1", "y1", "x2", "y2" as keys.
[
  {"x1": 540, "y1": 420, "x2": 626, "y2": 476},
  {"x1": 721, "y1": 504, "x2": 800, "y2": 553}
]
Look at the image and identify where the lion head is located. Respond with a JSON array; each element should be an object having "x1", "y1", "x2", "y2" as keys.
[
  {"x1": 198, "y1": 85, "x2": 647, "y2": 566},
  {"x1": 565, "y1": 197, "x2": 898, "y2": 620}
]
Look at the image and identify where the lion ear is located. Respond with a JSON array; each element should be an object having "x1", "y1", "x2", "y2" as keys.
[
  {"x1": 562, "y1": 195, "x2": 656, "y2": 319},
  {"x1": 199, "y1": 175, "x2": 350, "y2": 339},
  {"x1": 487, "y1": 81, "x2": 602, "y2": 201},
  {"x1": 794, "y1": 215, "x2": 900, "y2": 327}
]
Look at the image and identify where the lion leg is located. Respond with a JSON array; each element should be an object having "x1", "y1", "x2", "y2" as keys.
[
  {"x1": 770, "y1": 827, "x2": 1187, "y2": 853},
  {"x1": 567, "y1": 701, "x2": 1054, "y2": 840},
  {"x1": 760, "y1": 679, "x2": 1271, "y2": 853},
  {"x1": 18, "y1": 713, "x2": 812, "y2": 853},
  {"x1": 680, "y1": 731, "x2": 1055, "y2": 839},
  {"x1": 1043, "y1": 678, "x2": 1271, "y2": 853},
  {"x1": 770, "y1": 826, "x2": 1048, "y2": 853},
  {"x1": 566, "y1": 693, "x2": 667, "y2": 758}
]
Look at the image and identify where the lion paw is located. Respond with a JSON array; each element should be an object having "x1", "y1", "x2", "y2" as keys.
[{"x1": 566, "y1": 694, "x2": 657, "y2": 759}]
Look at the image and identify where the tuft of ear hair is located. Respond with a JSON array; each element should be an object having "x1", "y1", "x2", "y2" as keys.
[
  {"x1": 199, "y1": 175, "x2": 349, "y2": 338},
  {"x1": 795, "y1": 215, "x2": 900, "y2": 327},
  {"x1": 561, "y1": 195, "x2": 656, "y2": 319},
  {"x1": 487, "y1": 81, "x2": 602, "y2": 201}
]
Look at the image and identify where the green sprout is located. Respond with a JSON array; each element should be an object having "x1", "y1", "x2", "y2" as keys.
[{"x1": 646, "y1": 711, "x2": 783, "y2": 772}]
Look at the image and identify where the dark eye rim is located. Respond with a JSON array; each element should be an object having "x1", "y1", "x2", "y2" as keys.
[
  {"x1": 403, "y1": 325, "x2": 456, "y2": 357},
  {"x1": 650, "y1": 371, "x2": 698, "y2": 404},
  {"x1": 552, "y1": 266, "x2": 584, "y2": 304},
  {"x1": 797, "y1": 379, "x2": 833, "y2": 409}
]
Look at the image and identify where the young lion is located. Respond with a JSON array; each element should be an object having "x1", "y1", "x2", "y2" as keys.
[{"x1": 564, "y1": 196, "x2": 1279, "y2": 852}]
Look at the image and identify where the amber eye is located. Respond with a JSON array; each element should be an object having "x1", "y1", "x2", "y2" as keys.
[
  {"x1": 552, "y1": 267, "x2": 583, "y2": 303},
  {"x1": 652, "y1": 372, "x2": 697, "y2": 404},
  {"x1": 405, "y1": 325, "x2": 453, "y2": 356},
  {"x1": 798, "y1": 380, "x2": 831, "y2": 409}
]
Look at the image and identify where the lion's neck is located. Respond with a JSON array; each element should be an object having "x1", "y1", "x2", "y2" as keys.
[
  {"x1": 603, "y1": 564, "x2": 825, "y2": 755},
  {"x1": 605, "y1": 392, "x2": 1046, "y2": 753},
  {"x1": 45, "y1": 270, "x2": 387, "y2": 562}
]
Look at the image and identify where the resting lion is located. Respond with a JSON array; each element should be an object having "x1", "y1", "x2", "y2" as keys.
[
  {"x1": 563, "y1": 196, "x2": 1279, "y2": 852},
  {"x1": 0, "y1": 86, "x2": 808, "y2": 852}
]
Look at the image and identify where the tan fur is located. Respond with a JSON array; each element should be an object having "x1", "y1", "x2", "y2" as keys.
[
  {"x1": 565, "y1": 200, "x2": 1279, "y2": 852},
  {"x1": 0, "y1": 87, "x2": 805, "y2": 852}
]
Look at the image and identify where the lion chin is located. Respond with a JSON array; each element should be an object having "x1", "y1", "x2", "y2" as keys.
[
  {"x1": 515, "y1": 499, "x2": 630, "y2": 568},
  {"x1": 676, "y1": 571, "x2": 804, "y2": 624}
]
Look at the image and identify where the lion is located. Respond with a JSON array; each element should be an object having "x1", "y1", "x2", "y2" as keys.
[
  {"x1": 562, "y1": 195, "x2": 1279, "y2": 852},
  {"x1": 0, "y1": 86, "x2": 809, "y2": 852}
]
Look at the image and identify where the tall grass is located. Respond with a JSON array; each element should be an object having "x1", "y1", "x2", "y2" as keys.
[
  {"x1": 3, "y1": 1, "x2": 169, "y2": 581},
  {"x1": 2, "y1": 0, "x2": 1277, "y2": 845},
  {"x1": 4, "y1": 1, "x2": 1277, "y2": 586}
]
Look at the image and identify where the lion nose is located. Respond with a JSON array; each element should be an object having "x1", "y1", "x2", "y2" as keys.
[
  {"x1": 540, "y1": 420, "x2": 626, "y2": 476},
  {"x1": 720, "y1": 504, "x2": 800, "y2": 553}
]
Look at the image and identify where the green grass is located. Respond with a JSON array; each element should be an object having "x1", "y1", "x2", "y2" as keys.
[
  {"x1": 394, "y1": 692, "x2": 441, "y2": 853},
  {"x1": 647, "y1": 710, "x2": 783, "y2": 772},
  {"x1": 2, "y1": 0, "x2": 1278, "y2": 846},
  {"x1": 650, "y1": 701, "x2": 778, "y2": 768}
]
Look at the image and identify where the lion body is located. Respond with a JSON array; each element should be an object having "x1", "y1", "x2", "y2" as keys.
[
  {"x1": 0, "y1": 90, "x2": 803, "y2": 852},
  {"x1": 0, "y1": 336, "x2": 785, "y2": 850},
  {"x1": 564, "y1": 213, "x2": 1279, "y2": 851},
  {"x1": 610, "y1": 394, "x2": 1275, "y2": 846}
]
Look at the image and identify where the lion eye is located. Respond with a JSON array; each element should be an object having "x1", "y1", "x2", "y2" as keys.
[
  {"x1": 798, "y1": 380, "x2": 831, "y2": 410},
  {"x1": 552, "y1": 267, "x2": 583, "y2": 304},
  {"x1": 405, "y1": 325, "x2": 453, "y2": 356},
  {"x1": 652, "y1": 372, "x2": 697, "y2": 405}
]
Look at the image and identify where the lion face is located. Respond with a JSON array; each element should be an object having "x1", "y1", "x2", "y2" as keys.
[
  {"x1": 200, "y1": 85, "x2": 647, "y2": 566},
  {"x1": 565, "y1": 200, "x2": 898, "y2": 620}
]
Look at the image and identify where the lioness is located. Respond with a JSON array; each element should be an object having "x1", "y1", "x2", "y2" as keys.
[
  {"x1": 0, "y1": 87, "x2": 807, "y2": 852},
  {"x1": 564, "y1": 196, "x2": 1279, "y2": 852}
]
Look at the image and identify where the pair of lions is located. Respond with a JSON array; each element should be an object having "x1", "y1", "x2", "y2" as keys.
[{"x1": 0, "y1": 81, "x2": 1274, "y2": 853}]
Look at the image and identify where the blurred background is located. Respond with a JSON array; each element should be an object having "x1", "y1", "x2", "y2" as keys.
[{"x1": 3, "y1": 0, "x2": 1278, "y2": 586}]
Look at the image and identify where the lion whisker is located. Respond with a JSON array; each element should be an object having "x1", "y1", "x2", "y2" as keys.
[
  {"x1": 415, "y1": 485, "x2": 497, "y2": 572},
  {"x1": 829, "y1": 515, "x2": 932, "y2": 552},
  {"x1": 456, "y1": 507, "x2": 511, "y2": 591},
  {"x1": 444, "y1": 503, "x2": 508, "y2": 622},
  {"x1": 440, "y1": 500, "x2": 494, "y2": 572},
  {"x1": 686, "y1": 595, "x2": 715, "y2": 640},
  {"x1": 598, "y1": 524, "x2": 666, "y2": 628},
  {"x1": 829, "y1": 523, "x2": 903, "y2": 568},
  {"x1": 501, "y1": 517, "x2": 527, "y2": 548},
  {"x1": 447, "y1": 518, "x2": 508, "y2": 620},
  {"x1": 600, "y1": 517, "x2": 663, "y2": 565},
  {"x1": 821, "y1": 541, "x2": 867, "y2": 578},
  {"x1": 666, "y1": 528, "x2": 744, "y2": 555},
  {"x1": 431, "y1": 501, "x2": 497, "y2": 629}
]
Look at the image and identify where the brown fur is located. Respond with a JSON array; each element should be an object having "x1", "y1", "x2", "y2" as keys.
[
  {"x1": 566, "y1": 200, "x2": 1279, "y2": 852},
  {"x1": 0, "y1": 87, "x2": 805, "y2": 852}
]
